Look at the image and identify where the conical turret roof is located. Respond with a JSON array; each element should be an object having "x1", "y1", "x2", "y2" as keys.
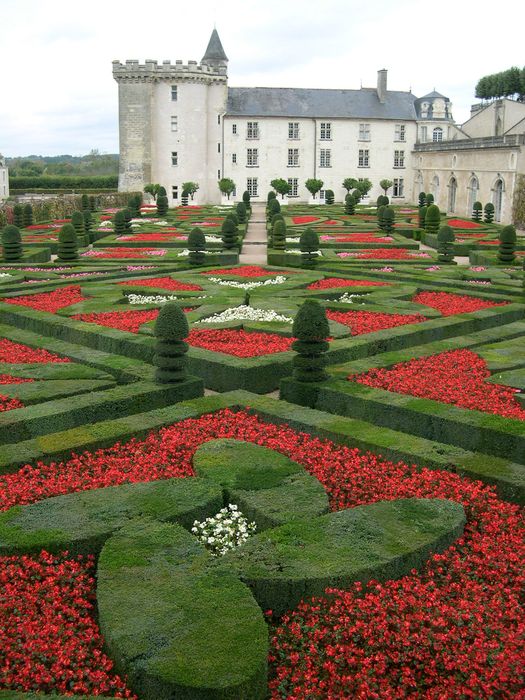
[{"x1": 202, "y1": 29, "x2": 228, "y2": 63}]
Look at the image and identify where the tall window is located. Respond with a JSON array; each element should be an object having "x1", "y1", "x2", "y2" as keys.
[
  {"x1": 288, "y1": 148, "x2": 299, "y2": 166},
  {"x1": 319, "y1": 149, "x2": 331, "y2": 167},
  {"x1": 394, "y1": 150, "x2": 405, "y2": 168},
  {"x1": 171, "y1": 116, "x2": 178, "y2": 132},
  {"x1": 395, "y1": 124, "x2": 405, "y2": 141},
  {"x1": 320, "y1": 122, "x2": 331, "y2": 140},
  {"x1": 433, "y1": 127, "x2": 443, "y2": 142},
  {"x1": 393, "y1": 178, "x2": 404, "y2": 197},
  {"x1": 232, "y1": 153, "x2": 237, "y2": 164},
  {"x1": 288, "y1": 122, "x2": 299, "y2": 139},
  {"x1": 247, "y1": 148, "x2": 258, "y2": 166},
  {"x1": 171, "y1": 85, "x2": 178, "y2": 101},
  {"x1": 247, "y1": 122, "x2": 259, "y2": 139},
  {"x1": 287, "y1": 178, "x2": 299, "y2": 197},
  {"x1": 359, "y1": 123, "x2": 370, "y2": 141},
  {"x1": 171, "y1": 151, "x2": 178, "y2": 166},
  {"x1": 247, "y1": 177, "x2": 258, "y2": 197},
  {"x1": 171, "y1": 185, "x2": 178, "y2": 200},
  {"x1": 420, "y1": 126, "x2": 428, "y2": 142},
  {"x1": 217, "y1": 143, "x2": 221, "y2": 153},
  {"x1": 358, "y1": 149, "x2": 369, "y2": 167},
  {"x1": 232, "y1": 124, "x2": 237, "y2": 135}
]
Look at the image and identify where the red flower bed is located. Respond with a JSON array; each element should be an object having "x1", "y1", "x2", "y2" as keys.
[
  {"x1": 24, "y1": 224, "x2": 54, "y2": 231},
  {"x1": 0, "y1": 409, "x2": 522, "y2": 698},
  {"x1": 2, "y1": 286, "x2": 89, "y2": 313},
  {"x1": 413, "y1": 291, "x2": 508, "y2": 316},
  {"x1": 0, "y1": 394, "x2": 24, "y2": 412},
  {"x1": 188, "y1": 329, "x2": 294, "y2": 356},
  {"x1": 478, "y1": 240, "x2": 499, "y2": 245},
  {"x1": 118, "y1": 233, "x2": 185, "y2": 242},
  {"x1": 0, "y1": 374, "x2": 34, "y2": 385},
  {"x1": 71, "y1": 310, "x2": 159, "y2": 333},
  {"x1": 354, "y1": 248, "x2": 425, "y2": 260},
  {"x1": 203, "y1": 266, "x2": 283, "y2": 277},
  {"x1": 118, "y1": 277, "x2": 203, "y2": 291},
  {"x1": 321, "y1": 219, "x2": 340, "y2": 225},
  {"x1": 333, "y1": 234, "x2": 394, "y2": 243},
  {"x1": 82, "y1": 248, "x2": 166, "y2": 259},
  {"x1": 348, "y1": 348, "x2": 525, "y2": 420},
  {"x1": 0, "y1": 339, "x2": 70, "y2": 364},
  {"x1": 291, "y1": 216, "x2": 321, "y2": 224},
  {"x1": 447, "y1": 219, "x2": 483, "y2": 229},
  {"x1": 326, "y1": 309, "x2": 426, "y2": 335},
  {"x1": 308, "y1": 277, "x2": 391, "y2": 290}
]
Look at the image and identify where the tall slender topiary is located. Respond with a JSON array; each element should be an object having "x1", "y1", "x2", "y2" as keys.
[
  {"x1": 82, "y1": 210, "x2": 93, "y2": 235},
  {"x1": 383, "y1": 206, "x2": 395, "y2": 234},
  {"x1": 418, "y1": 205, "x2": 428, "y2": 229},
  {"x1": 273, "y1": 219, "x2": 286, "y2": 250},
  {"x1": 227, "y1": 211, "x2": 239, "y2": 227},
  {"x1": 128, "y1": 194, "x2": 142, "y2": 218},
  {"x1": 345, "y1": 193, "x2": 356, "y2": 215},
  {"x1": 267, "y1": 191, "x2": 277, "y2": 203},
  {"x1": 122, "y1": 208, "x2": 133, "y2": 231},
  {"x1": 498, "y1": 225, "x2": 517, "y2": 263},
  {"x1": 113, "y1": 210, "x2": 126, "y2": 236},
  {"x1": 291, "y1": 300, "x2": 330, "y2": 382},
  {"x1": 157, "y1": 195, "x2": 168, "y2": 216},
  {"x1": 242, "y1": 190, "x2": 251, "y2": 209},
  {"x1": 158, "y1": 186, "x2": 167, "y2": 197},
  {"x1": 484, "y1": 202, "x2": 495, "y2": 223},
  {"x1": 425, "y1": 204, "x2": 441, "y2": 235},
  {"x1": 221, "y1": 217, "x2": 239, "y2": 249},
  {"x1": 472, "y1": 201, "x2": 483, "y2": 221},
  {"x1": 89, "y1": 195, "x2": 97, "y2": 212},
  {"x1": 23, "y1": 204, "x2": 33, "y2": 227},
  {"x1": 57, "y1": 223, "x2": 78, "y2": 261},
  {"x1": 81, "y1": 194, "x2": 90, "y2": 212},
  {"x1": 418, "y1": 192, "x2": 427, "y2": 208},
  {"x1": 153, "y1": 303, "x2": 189, "y2": 383},
  {"x1": 299, "y1": 228, "x2": 320, "y2": 269},
  {"x1": 324, "y1": 189, "x2": 334, "y2": 205},
  {"x1": 188, "y1": 227, "x2": 206, "y2": 266},
  {"x1": 377, "y1": 205, "x2": 386, "y2": 230},
  {"x1": 2, "y1": 225, "x2": 23, "y2": 262},
  {"x1": 437, "y1": 225, "x2": 455, "y2": 263},
  {"x1": 71, "y1": 211, "x2": 85, "y2": 237},
  {"x1": 13, "y1": 204, "x2": 24, "y2": 228},
  {"x1": 425, "y1": 193, "x2": 434, "y2": 206},
  {"x1": 236, "y1": 201, "x2": 247, "y2": 223}
]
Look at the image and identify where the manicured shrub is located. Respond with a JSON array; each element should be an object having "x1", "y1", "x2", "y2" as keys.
[
  {"x1": 236, "y1": 201, "x2": 247, "y2": 223},
  {"x1": 268, "y1": 197, "x2": 280, "y2": 214},
  {"x1": 425, "y1": 204, "x2": 441, "y2": 234},
  {"x1": 158, "y1": 186, "x2": 167, "y2": 197},
  {"x1": 418, "y1": 192, "x2": 427, "y2": 208},
  {"x1": 89, "y1": 195, "x2": 97, "y2": 212},
  {"x1": 188, "y1": 227, "x2": 206, "y2": 266},
  {"x1": 484, "y1": 202, "x2": 495, "y2": 223},
  {"x1": 227, "y1": 210, "x2": 239, "y2": 226},
  {"x1": 273, "y1": 219, "x2": 286, "y2": 250},
  {"x1": 291, "y1": 300, "x2": 330, "y2": 382},
  {"x1": 383, "y1": 206, "x2": 395, "y2": 234},
  {"x1": 418, "y1": 205, "x2": 428, "y2": 229},
  {"x1": 153, "y1": 303, "x2": 189, "y2": 383},
  {"x1": 81, "y1": 194, "x2": 90, "y2": 212},
  {"x1": 305, "y1": 178, "x2": 324, "y2": 200},
  {"x1": 2, "y1": 224, "x2": 23, "y2": 262},
  {"x1": 128, "y1": 194, "x2": 141, "y2": 218},
  {"x1": 71, "y1": 210, "x2": 85, "y2": 236},
  {"x1": 299, "y1": 228, "x2": 320, "y2": 269},
  {"x1": 345, "y1": 193, "x2": 356, "y2": 215},
  {"x1": 23, "y1": 203, "x2": 33, "y2": 227},
  {"x1": 352, "y1": 189, "x2": 362, "y2": 203},
  {"x1": 472, "y1": 201, "x2": 483, "y2": 221},
  {"x1": 156, "y1": 194, "x2": 168, "y2": 216},
  {"x1": 13, "y1": 204, "x2": 24, "y2": 228},
  {"x1": 113, "y1": 210, "x2": 126, "y2": 236},
  {"x1": 437, "y1": 225, "x2": 455, "y2": 263},
  {"x1": 82, "y1": 209, "x2": 93, "y2": 234},
  {"x1": 377, "y1": 205, "x2": 386, "y2": 230},
  {"x1": 221, "y1": 217, "x2": 239, "y2": 249},
  {"x1": 425, "y1": 193, "x2": 434, "y2": 206},
  {"x1": 57, "y1": 223, "x2": 78, "y2": 261},
  {"x1": 498, "y1": 225, "x2": 517, "y2": 263},
  {"x1": 267, "y1": 191, "x2": 277, "y2": 203},
  {"x1": 376, "y1": 195, "x2": 389, "y2": 207},
  {"x1": 242, "y1": 190, "x2": 251, "y2": 208},
  {"x1": 325, "y1": 189, "x2": 334, "y2": 205},
  {"x1": 122, "y1": 207, "x2": 133, "y2": 231}
]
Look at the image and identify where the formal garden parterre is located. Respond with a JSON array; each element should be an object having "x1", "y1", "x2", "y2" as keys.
[{"x1": 0, "y1": 194, "x2": 523, "y2": 699}]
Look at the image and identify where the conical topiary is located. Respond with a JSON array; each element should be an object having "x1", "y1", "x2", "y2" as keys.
[
  {"x1": 267, "y1": 191, "x2": 276, "y2": 203},
  {"x1": 122, "y1": 208, "x2": 133, "y2": 232},
  {"x1": 418, "y1": 192, "x2": 426, "y2": 208},
  {"x1": 325, "y1": 189, "x2": 334, "y2": 205},
  {"x1": 89, "y1": 195, "x2": 97, "y2": 212},
  {"x1": 153, "y1": 303, "x2": 189, "y2": 383},
  {"x1": 498, "y1": 225, "x2": 517, "y2": 263},
  {"x1": 242, "y1": 190, "x2": 251, "y2": 209},
  {"x1": 57, "y1": 223, "x2": 78, "y2": 261},
  {"x1": 221, "y1": 217, "x2": 239, "y2": 249},
  {"x1": 13, "y1": 204, "x2": 24, "y2": 228},
  {"x1": 227, "y1": 211, "x2": 239, "y2": 226},
  {"x1": 299, "y1": 228, "x2": 320, "y2": 269},
  {"x1": 484, "y1": 202, "x2": 495, "y2": 223},
  {"x1": 345, "y1": 193, "x2": 356, "y2": 215},
  {"x1": 418, "y1": 205, "x2": 427, "y2": 229},
  {"x1": 425, "y1": 204, "x2": 441, "y2": 235},
  {"x1": 383, "y1": 206, "x2": 395, "y2": 234},
  {"x1": 81, "y1": 194, "x2": 90, "y2": 212},
  {"x1": 377, "y1": 205, "x2": 386, "y2": 230},
  {"x1": 291, "y1": 300, "x2": 330, "y2": 382},
  {"x1": 437, "y1": 225, "x2": 455, "y2": 263},
  {"x1": 157, "y1": 195, "x2": 168, "y2": 216},
  {"x1": 113, "y1": 210, "x2": 126, "y2": 236},
  {"x1": 472, "y1": 201, "x2": 482, "y2": 222},
  {"x1": 23, "y1": 204, "x2": 33, "y2": 227},
  {"x1": 188, "y1": 227, "x2": 206, "y2": 266},
  {"x1": 83, "y1": 210, "x2": 93, "y2": 235},
  {"x1": 71, "y1": 211, "x2": 85, "y2": 237},
  {"x1": 236, "y1": 201, "x2": 247, "y2": 223},
  {"x1": 273, "y1": 219, "x2": 286, "y2": 250},
  {"x1": 128, "y1": 194, "x2": 141, "y2": 218},
  {"x1": 2, "y1": 225, "x2": 23, "y2": 262},
  {"x1": 267, "y1": 198, "x2": 280, "y2": 223}
]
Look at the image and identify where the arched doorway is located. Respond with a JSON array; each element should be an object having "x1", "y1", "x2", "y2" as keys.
[
  {"x1": 493, "y1": 179, "x2": 504, "y2": 222},
  {"x1": 467, "y1": 175, "x2": 479, "y2": 216},
  {"x1": 448, "y1": 177, "x2": 457, "y2": 214}
]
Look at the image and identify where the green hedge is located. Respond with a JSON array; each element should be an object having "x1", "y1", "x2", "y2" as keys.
[{"x1": 9, "y1": 175, "x2": 118, "y2": 189}]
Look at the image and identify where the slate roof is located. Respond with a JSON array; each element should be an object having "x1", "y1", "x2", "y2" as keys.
[
  {"x1": 419, "y1": 90, "x2": 449, "y2": 100},
  {"x1": 226, "y1": 87, "x2": 418, "y2": 120},
  {"x1": 202, "y1": 29, "x2": 228, "y2": 62}
]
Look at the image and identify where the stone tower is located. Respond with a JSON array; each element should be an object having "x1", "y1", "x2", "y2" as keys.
[{"x1": 113, "y1": 30, "x2": 228, "y2": 202}]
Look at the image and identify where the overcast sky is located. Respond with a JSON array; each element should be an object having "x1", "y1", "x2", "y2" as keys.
[{"x1": 0, "y1": 0, "x2": 522, "y2": 157}]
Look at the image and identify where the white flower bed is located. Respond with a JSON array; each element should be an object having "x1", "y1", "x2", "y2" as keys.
[
  {"x1": 207, "y1": 275, "x2": 287, "y2": 290},
  {"x1": 197, "y1": 305, "x2": 292, "y2": 324},
  {"x1": 337, "y1": 292, "x2": 367, "y2": 304},
  {"x1": 177, "y1": 249, "x2": 207, "y2": 257},
  {"x1": 285, "y1": 249, "x2": 323, "y2": 256},
  {"x1": 127, "y1": 293, "x2": 207, "y2": 304},
  {"x1": 192, "y1": 504, "x2": 256, "y2": 556},
  {"x1": 0, "y1": 273, "x2": 13, "y2": 278}
]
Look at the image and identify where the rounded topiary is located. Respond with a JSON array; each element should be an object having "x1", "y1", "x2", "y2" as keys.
[
  {"x1": 484, "y1": 202, "x2": 495, "y2": 223},
  {"x1": 236, "y1": 201, "x2": 247, "y2": 223},
  {"x1": 345, "y1": 193, "x2": 356, "y2": 215},
  {"x1": 267, "y1": 198, "x2": 280, "y2": 220},
  {"x1": 425, "y1": 193, "x2": 434, "y2": 206},
  {"x1": 376, "y1": 195, "x2": 389, "y2": 208},
  {"x1": 153, "y1": 303, "x2": 189, "y2": 383},
  {"x1": 81, "y1": 194, "x2": 90, "y2": 212},
  {"x1": 383, "y1": 206, "x2": 395, "y2": 234},
  {"x1": 291, "y1": 300, "x2": 330, "y2": 382},
  {"x1": 71, "y1": 210, "x2": 85, "y2": 237},
  {"x1": 113, "y1": 210, "x2": 126, "y2": 236},
  {"x1": 188, "y1": 227, "x2": 206, "y2": 266},
  {"x1": 472, "y1": 201, "x2": 483, "y2": 222},
  {"x1": 156, "y1": 195, "x2": 168, "y2": 216},
  {"x1": 2, "y1": 225, "x2": 23, "y2": 262},
  {"x1": 13, "y1": 204, "x2": 24, "y2": 228},
  {"x1": 437, "y1": 225, "x2": 455, "y2": 263},
  {"x1": 243, "y1": 190, "x2": 251, "y2": 208},
  {"x1": 299, "y1": 228, "x2": 320, "y2": 269},
  {"x1": 325, "y1": 189, "x2": 334, "y2": 205},
  {"x1": 425, "y1": 204, "x2": 441, "y2": 235},
  {"x1": 272, "y1": 219, "x2": 286, "y2": 250},
  {"x1": 57, "y1": 223, "x2": 78, "y2": 261},
  {"x1": 128, "y1": 194, "x2": 142, "y2": 218},
  {"x1": 498, "y1": 225, "x2": 517, "y2": 263},
  {"x1": 22, "y1": 203, "x2": 33, "y2": 227},
  {"x1": 227, "y1": 211, "x2": 239, "y2": 226},
  {"x1": 352, "y1": 189, "x2": 362, "y2": 203},
  {"x1": 158, "y1": 186, "x2": 167, "y2": 197},
  {"x1": 418, "y1": 205, "x2": 428, "y2": 229},
  {"x1": 267, "y1": 191, "x2": 276, "y2": 203},
  {"x1": 221, "y1": 217, "x2": 239, "y2": 249},
  {"x1": 418, "y1": 192, "x2": 426, "y2": 208}
]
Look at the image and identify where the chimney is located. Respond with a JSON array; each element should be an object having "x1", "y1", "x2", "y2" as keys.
[{"x1": 377, "y1": 69, "x2": 387, "y2": 104}]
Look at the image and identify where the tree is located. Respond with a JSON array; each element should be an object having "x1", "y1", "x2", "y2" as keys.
[
  {"x1": 324, "y1": 189, "x2": 334, "y2": 205},
  {"x1": 418, "y1": 206, "x2": 427, "y2": 229},
  {"x1": 156, "y1": 195, "x2": 169, "y2": 216},
  {"x1": 355, "y1": 179, "x2": 372, "y2": 197},
  {"x1": 472, "y1": 201, "x2": 483, "y2": 221},
  {"x1": 82, "y1": 210, "x2": 93, "y2": 237},
  {"x1": 379, "y1": 179, "x2": 393, "y2": 195},
  {"x1": 144, "y1": 183, "x2": 162, "y2": 201},
  {"x1": 267, "y1": 198, "x2": 281, "y2": 223},
  {"x1": 188, "y1": 227, "x2": 206, "y2": 266},
  {"x1": 351, "y1": 189, "x2": 362, "y2": 204},
  {"x1": 81, "y1": 194, "x2": 90, "y2": 212},
  {"x1": 122, "y1": 208, "x2": 133, "y2": 231},
  {"x1": 437, "y1": 225, "x2": 455, "y2": 263},
  {"x1": 153, "y1": 303, "x2": 190, "y2": 383},
  {"x1": 182, "y1": 182, "x2": 199, "y2": 201},
  {"x1": 425, "y1": 193, "x2": 434, "y2": 206},
  {"x1": 342, "y1": 178, "x2": 359, "y2": 194},
  {"x1": 272, "y1": 219, "x2": 286, "y2": 250},
  {"x1": 305, "y1": 178, "x2": 323, "y2": 199},
  {"x1": 2, "y1": 225, "x2": 22, "y2": 262},
  {"x1": 484, "y1": 202, "x2": 495, "y2": 223},
  {"x1": 218, "y1": 178, "x2": 236, "y2": 199},
  {"x1": 267, "y1": 190, "x2": 277, "y2": 203},
  {"x1": 498, "y1": 225, "x2": 517, "y2": 263},
  {"x1": 299, "y1": 228, "x2": 320, "y2": 269},
  {"x1": 425, "y1": 204, "x2": 441, "y2": 235},
  {"x1": 57, "y1": 224, "x2": 78, "y2": 261},
  {"x1": 221, "y1": 217, "x2": 239, "y2": 249},
  {"x1": 291, "y1": 300, "x2": 330, "y2": 382},
  {"x1": 271, "y1": 178, "x2": 291, "y2": 199}
]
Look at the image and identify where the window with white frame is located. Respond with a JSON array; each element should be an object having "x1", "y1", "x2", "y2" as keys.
[
  {"x1": 171, "y1": 85, "x2": 178, "y2": 101},
  {"x1": 247, "y1": 121, "x2": 259, "y2": 139},
  {"x1": 319, "y1": 149, "x2": 331, "y2": 167},
  {"x1": 433, "y1": 127, "x2": 443, "y2": 142},
  {"x1": 171, "y1": 151, "x2": 178, "y2": 166},
  {"x1": 288, "y1": 122, "x2": 299, "y2": 139},
  {"x1": 288, "y1": 148, "x2": 299, "y2": 166},
  {"x1": 171, "y1": 185, "x2": 178, "y2": 200},
  {"x1": 232, "y1": 153, "x2": 237, "y2": 164},
  {"x1": 232, "y1": 124, "x2": 237, "y2": 135},
  {"x1": 320, "y1": 122, "x2": 332, "y2": 140},
  {"x1": 393, "y1": 178, "x2": 404, "y2": 197},
  {"x1": 217, "y1": 143, "x2": 221, "y2": 153},
  {"x1": 287, "y1": 178, "x2": 299, "y2": 197},
  {"x1": 171, "y1": 116, "x2": 178, "y2": 131},
  {"x1": 247, "y1": 148, "x2": 258, "y2": 166},
  {"x1": 319, "y1": 189, "x2": 326, "y2": 201},
  {"x1": 394, "y1": 150, "x2": 405, "y2": 168},
  {"x1": 420, "y1": 126, "x2": 428, "y2": 142},
  {"x1": 247, "y1": 177, "x2": 258, "y2": 197},
  {"x1": 359, "y1": 123, "x2": 370, "y2": 141},
  {"x1": 395, "y1": 124, "x2": 406, "y2": 141},
  {"x1": 358, "y1": 149, "x2": 369, "y2": 167},
  {"x1": 217, "y1": 114, "x2": 221, "y2": 124}
]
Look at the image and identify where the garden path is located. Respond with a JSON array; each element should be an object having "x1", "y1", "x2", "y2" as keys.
[{"x1": 239, "y1": 204, "x2": 267, "y2": 264}]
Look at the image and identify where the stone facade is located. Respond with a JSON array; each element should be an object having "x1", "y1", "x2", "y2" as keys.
[{"x1": 0, "y1": 155, "x2": 8, "y2": 200}]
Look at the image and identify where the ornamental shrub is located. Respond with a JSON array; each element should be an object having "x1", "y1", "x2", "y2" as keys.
[
  {"x1": 128, "y1": 194, "x2": 142, "y2": 217},
  {"x1": 268, "y1": 198, "x2": 280, "y2": 214},
  {"x1": 2, "y1": 225, "x2": 23, "y2": 262},
  {"x1": 418, "y1": 205, "x2": 428, "y2": 229},
  {"x1": 437, "y1": 225, "x2": 455, "y2": 263},
  {"x1": 325, "y1": 189, "x2": 335, "y2": 205},
  {"x1": 221, "y1": 217, "x2": 239, "y2": 249},
  {"x1": 81, "y1": 194, "x2": 90, "y2": 212},
  {"x1": 242, "y1": 190, "x2": 251, "y2": 208},
  {"x1": 418, "y1": 192, "x2": 427, "y2": 208},
  {"x1": 484, "y1": 202, "x2": 495, "y2": 223},
  {"x1": 472, "y1": 201, "x2": 483, "y2": 221},
  {"x1": 377, "y1": 205, "x2": 386, "y2": 230},
  {"x1": 305, "y1": 178, "x2": 324, "y2": 199},
  {"x1": 71, "y1": 210, "x2": 85, "y2": 236},
  {"x1": 345, "y1": 193, "x2": 356, "y2": 215},
  {"x1": 383, "y1": 206, "x2": 395, "y2": 234},
  {"x1": 82, "y1": 209, "x2": 93, "y2": 234},
  {"x1": 227, "y1": 211, "x2": 239, "y2": 226},
  {"x1": 13, "y1": 204, "x2": 24, "y2": 228},
  {"x1": 498, "y1": 225, "x2": 517, "y2": 263},
  {"x1": 158, "y1": 186, "x2": 167, "y2": 197},
  {"x1": 351, "y1": 189, "x2": 362, "y2": 203},
  {"x1": 188, "y1": 227, "x2": 206, "y2": 266},
  {"x1": 376, "y1": 195, "x2": 388, "y2": 208},
  {"x1": 57, "y1": 223, "x2": 78, "y2": 261},
  {"x1": 271, "y1": 178, "x2": 291, "y2": 199},
  {"x1": 153, "y1": 303, "x2": 189, "y2": 383},
  {"x1": 291, "y1": 300, "x2": 330, "y2": 382},
  {"x1": 273, "y1": 219, "x2": 287, "y2": 250},
  {"x1": 122, "y1": 208, "x2": 133, "y2": 232},
  {"x1": 236, "y1": 201, "x2": 247, "y2": 223},
  {"x1": 113, "y1": 210, "x2": 126, "y2": 236},
  {"x1": 23, "y1": 203, "x2": 33, "y2": 227},
  {"x1": 157, "y1": 194, "x2": 169, "y2": 216},
  {"x1": 267, "y1": 191, "x2": 277, "y2": 203},
  {"x1": 89, "y1": 195, "x2": 97, "y2": 212},
  {"x1": 425, "y1": 204, "x2": 441, "y2": 234},
  {"x1": 299, "y1": 228, "x2": 320, "y2": 269},
  {"x1": 425, "y1": 193, "x2": 434, "y2": 206}
]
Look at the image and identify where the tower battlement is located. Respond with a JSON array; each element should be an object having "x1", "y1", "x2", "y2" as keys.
[{"x1": 112, "y1": 58, "x2": 227, "y2": 83}]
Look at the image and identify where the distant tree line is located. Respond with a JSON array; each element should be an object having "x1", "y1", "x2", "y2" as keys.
[
  {"x1": 475, "y1": 67, "x2": 525, "y2": 101},
  {"x1": 9, "y1": 175, "x2": 118, "y2": 190},
  {"x1": 7, "y1": 150, "x2": 118, "y2": 177}
]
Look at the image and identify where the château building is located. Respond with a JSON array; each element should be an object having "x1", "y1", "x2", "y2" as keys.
[
  {"x1": 113, "y1": 30, "x2": 524, "y2": 223},
  {"x1": 0, "y1": 155, "x2": 8, "y2": 200}
]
